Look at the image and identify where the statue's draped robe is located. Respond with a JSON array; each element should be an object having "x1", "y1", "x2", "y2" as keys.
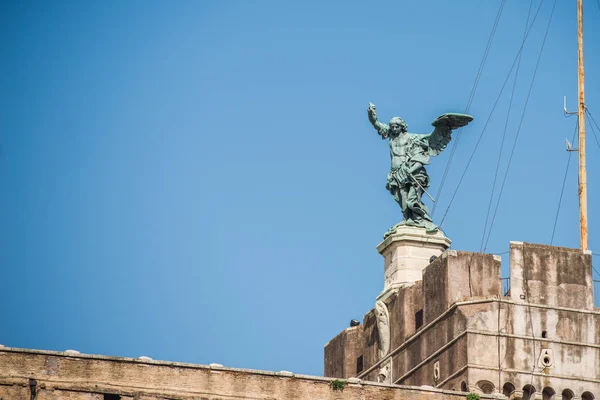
[
  {"x1": 387, "y1": 134, "x2": 433, "y2": 225},
  {"x1": 375, "y1": 123, "x2": 435, "y2": 229}
]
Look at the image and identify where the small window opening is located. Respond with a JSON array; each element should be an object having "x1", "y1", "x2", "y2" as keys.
[
  {"x1": 461, "y1": 381, "x2": 468, "y2": 392},
  {"x1": 503, "y1": 382, "x2": 516, "y2": 397},
  {"x1": 581, "y1": 392, "x2": 594, "y2": 400},
  {"x1": 356, "y1": 355, "x2": 363, "y2": 374},
  {"x1": 523, "y1": 385, "x2": 537, "y2": 400},
  {"x1": 415, "y1": 309, "x2": 423, "y2": 330},
  {"x1": 104, "y1": 395, "x2": 121, "y2": 400},
  {"x1": 478, "y1": 381, "x2": 495, "y2": 394},
  {"x1": 542, "y1": 387, "x2": 556, "y2": 400},
  {"x1": 542, "y1": 330, "x2": 547, "y2": 338},
  {"x1": 29, "y1": 379, "x2": 37, "y2": 399}
]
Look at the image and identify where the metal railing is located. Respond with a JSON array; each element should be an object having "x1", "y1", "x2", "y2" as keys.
[{"x1": 502, "y1": 277, "x2": 510, "y2": 296}]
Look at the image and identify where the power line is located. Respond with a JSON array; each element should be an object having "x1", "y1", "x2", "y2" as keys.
[
  {"x1": 439, "y1": 0, "x2": 548, "y2": 228},
  {"x1": 483, "y1": 0, "x2": 557, "y2": 251},
  {"x1": 585, "y1": 108, "x2": 600, "y2": 149},
  {"x1": 432, "y1": 0, "x2": 507, "y2": 217},
  {"x1": 480, "y1": 0, "x2": 532, "y2": 252},
  {"x1": 551, "y1": 119, "x2": 579, "y2": 244}
]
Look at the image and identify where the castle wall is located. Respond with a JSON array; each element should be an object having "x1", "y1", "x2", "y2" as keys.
[
  {"x1": 324, "y1": 324, "x2": 363, "y2": 378},
  {"x1": 349, "y1": 298, "x2": 600, "y2": 396},
  {"x1": 325, "y1": 242, "x2": 600, "y2": 398},
  {"x1": 510, "y1": 242, "x2": 594, "y2": 310},
  {"x1": 388, "y1": 283, "x2": 423, "y2": 350},
  {"x1": 465, "y1": 300, "x2": 600, "y2": 396},
  {"x1": 359, "y1": 308, "x2": 379, "y2": 381},
  {"x1": 0, "y1": 347, "x2": 496, "y2": 400},
  {"x1": 350, "y1": 282, "x2": 426, "y2": 383},
  {"x1": 423, "y1": 251, "x2": 501, "y2": 325},
  {"x1": 355, "y1": 297, "x2": 472, "y2": 385}
]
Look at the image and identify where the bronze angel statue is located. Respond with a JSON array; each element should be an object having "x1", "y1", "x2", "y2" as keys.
[{"x1": 367, "y1": 102, "x2": 473, "y2": 235}]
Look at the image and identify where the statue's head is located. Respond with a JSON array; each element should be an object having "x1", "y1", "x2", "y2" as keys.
[{"x1": 389, "y1": 117, "x2": 408, "y2": 135}]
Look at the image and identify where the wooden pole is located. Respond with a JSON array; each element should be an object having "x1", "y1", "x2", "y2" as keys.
[{"x1": 577, "y1": 0, "x2": 588, "y2": 250}]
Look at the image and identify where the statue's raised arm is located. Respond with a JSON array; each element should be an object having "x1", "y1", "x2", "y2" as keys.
[
  {"x1": 425, "y1": 113, "x2": 473, "y2": 156},
  {"x1": 368, "y1": 102, "x2": 390, "y2": 139}
]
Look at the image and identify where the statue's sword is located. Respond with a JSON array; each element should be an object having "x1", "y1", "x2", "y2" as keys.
[{"x1": 406, "y1": 172, "x2": 436, "y2": 203}]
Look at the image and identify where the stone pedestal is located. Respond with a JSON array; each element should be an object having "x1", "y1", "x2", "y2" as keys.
[{"x1": 376, "y1": 225, "x2": 451, "y2": 300}]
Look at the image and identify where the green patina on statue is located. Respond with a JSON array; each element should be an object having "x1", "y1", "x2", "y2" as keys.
[{"x1": 367, "y1": 102, "x2": 473, "y2": 236}]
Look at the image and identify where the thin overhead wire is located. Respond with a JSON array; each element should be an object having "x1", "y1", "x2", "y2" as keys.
[
  {"x1": 593, "y1": 265, "x2": 600, "y2": 279},
  {"x1": 585, "y1": 108, "x2": 600, "y2": 149},
  {"x1": 551, "y1": 119, "x2": 579, "y2": 244},
  {"x1": 431, "y1": 0, "x2": 507, "y2": 217},
  {"x1": 464, "y1": 0, "x2": 507, "y2": 113},
  {"x1": 480, "y1": 0, "x2": 532, "y2": 252},
  {"x1": 482, "y1": 0, "x2": 557, "y2": 251},
  {"x1": 439, "y1": 0, "x2": 547, "y2": 228}
]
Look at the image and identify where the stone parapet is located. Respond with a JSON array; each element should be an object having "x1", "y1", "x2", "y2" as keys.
[{"x1": 0, "y1": 347, "x2": 498, "y2": 400}]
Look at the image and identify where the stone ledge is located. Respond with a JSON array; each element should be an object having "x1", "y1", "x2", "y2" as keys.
[
  {"x1": 0, "y1": 347, "x2": 501, "y2": 399},
  {"x1": 376, "y1": 225, "x2": 452, "y2": 253}
]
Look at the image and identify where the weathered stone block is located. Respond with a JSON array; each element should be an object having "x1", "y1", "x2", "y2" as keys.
[
  {"x1": 423, "y1": 251, "x2": 501, "y2": 324},
  {"x1": 324, "y1": 325, "x2": 363, "y2": 378},
  {"x1": 509, "y1": 242, "x2": 593, "y2": 310}
]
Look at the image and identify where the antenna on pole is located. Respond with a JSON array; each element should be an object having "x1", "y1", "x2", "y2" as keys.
[
  {"x1": 565, "y1": 97, "x2": 578, "y2": 152},
  {"x1": 564, "y1": 96, "x2": 577, "y2": 116},
  {"x1": 577, "y1": 0, "x2": 588, "y2": 251}
]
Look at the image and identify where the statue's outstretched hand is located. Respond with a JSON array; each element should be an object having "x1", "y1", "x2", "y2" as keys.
[{"x1": 368, "y1": 102, "x2": 378, "y2": 124}]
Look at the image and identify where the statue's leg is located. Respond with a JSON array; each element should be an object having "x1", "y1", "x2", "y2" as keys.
[
  {"x1": 384, "y1": 184, "x2": 411, "y2": 237},
  {"x1": 406, "y1": 186, "x2": 423, "y2": 218},
  {"x1": 387, "y1": 172, "x2": 410, "y2": 221},
  {"x1": 406, "y1": 185, "x2": 437, "y2": 232},
  {"x1": 399, "y1": 186, "x2": 410, "y2": 220}
]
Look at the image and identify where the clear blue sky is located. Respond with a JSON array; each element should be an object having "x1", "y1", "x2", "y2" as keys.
[{"x1": 1, "y1": 0, "x2": 599, "y2": 376}]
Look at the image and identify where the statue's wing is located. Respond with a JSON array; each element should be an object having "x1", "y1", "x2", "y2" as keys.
[{"x1": 426, "y1": 113, "x2": 473, "y2": 156}]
